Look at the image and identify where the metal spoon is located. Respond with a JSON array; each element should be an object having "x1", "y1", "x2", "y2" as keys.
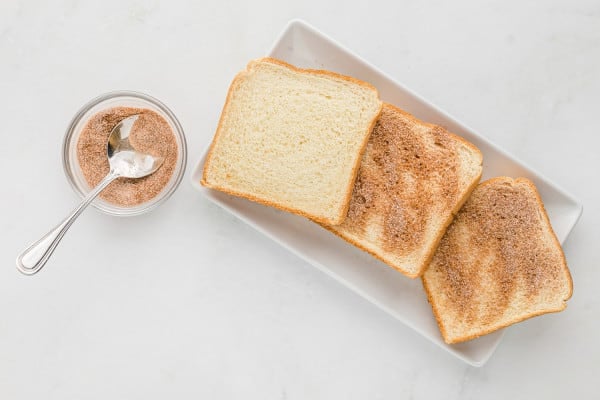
[{"x1": 16, "y1": 115, "x2": 164, "y2": 275}]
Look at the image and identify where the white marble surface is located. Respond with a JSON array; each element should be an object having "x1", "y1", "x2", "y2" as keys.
[{"x1": 1, "y1": 0, "x2": 598, "y2": 398}]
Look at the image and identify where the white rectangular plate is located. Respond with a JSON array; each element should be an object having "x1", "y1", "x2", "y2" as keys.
[{"x1": 191, "y1": 20, "x2": 582, "y2": 366}]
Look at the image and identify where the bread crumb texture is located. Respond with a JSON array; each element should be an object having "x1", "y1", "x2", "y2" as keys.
[{"x1": 202, "y1": 58, "x2": 382, "y2": 225}]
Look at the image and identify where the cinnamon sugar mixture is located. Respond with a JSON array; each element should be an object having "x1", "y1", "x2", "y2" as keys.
[
  {"x1": 344, "y1": 106, "x2": 460, "y2": 255},
  {"x1": 77, "y1": 107, "x2": 178, "y2": 206}
]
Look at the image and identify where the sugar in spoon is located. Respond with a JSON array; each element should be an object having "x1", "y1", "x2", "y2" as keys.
[{"x1": 16, "y1": 115, "x2": 164, "y2": 275}]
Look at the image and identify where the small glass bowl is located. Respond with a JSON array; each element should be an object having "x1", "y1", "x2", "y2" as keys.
[{"x1": 62, "y1": 91, "x2": 187, "y2": 216}]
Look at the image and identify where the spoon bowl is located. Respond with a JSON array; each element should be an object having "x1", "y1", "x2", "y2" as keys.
[{"x1": 107, "y1": 114, "x2": 164, "y2": 178}]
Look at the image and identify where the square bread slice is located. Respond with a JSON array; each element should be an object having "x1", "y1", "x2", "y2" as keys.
[
  {"x1": 422, "y1": 177, "x2": 573, "y2": 344},
  {"x1": 324, "y1": 104, "x2": 483, "y2": 278},
  {"x1": 201, "y1": 58, "x2": 383, "y2": 225}
]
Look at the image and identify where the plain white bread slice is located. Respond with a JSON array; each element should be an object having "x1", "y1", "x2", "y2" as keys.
[{"x1": 202, "y1": 57, "x2": 383, "y2": 225}]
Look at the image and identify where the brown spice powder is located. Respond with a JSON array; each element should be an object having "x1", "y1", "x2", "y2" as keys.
[
  {"x1": 77, "y1": 106, "x2": 178, "y2": 206},
  {"x1": 343, "y1": 105, "x2": 460, "y2": 256}
]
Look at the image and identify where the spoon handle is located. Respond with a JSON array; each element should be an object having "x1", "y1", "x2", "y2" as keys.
[{"x1": 16, "y1": 171, "x2": 120, "y2": 275}]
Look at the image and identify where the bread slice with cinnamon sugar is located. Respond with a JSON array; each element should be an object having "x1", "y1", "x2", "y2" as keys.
[
  {"x1": 324, "y1": 103, "x2": 483, "y2": 278},
  {"x1": 201, "y1": 58, "x2": 382, "y2": 225},
  {"x1": 422, "y1": 177, "x2": 573, "y2": 344}
]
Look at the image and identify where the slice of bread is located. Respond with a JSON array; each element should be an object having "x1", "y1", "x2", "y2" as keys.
[
  {"x1": 324, "y1": 104, "x2": 483, "y2": 278},
  {"x1": 201, "y1": 58, "x2": 383, "y2": 225},
  {"x1": 422, "y1": 177, "x2": 573, "y2": 344}
]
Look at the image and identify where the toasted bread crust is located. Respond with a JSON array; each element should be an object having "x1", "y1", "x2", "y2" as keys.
[
  {"x1": 201, "y1": 57, "x2": 382, "y2": 225},
  {"x1": 422, "y1": 177, "x2": 573, "y2": 344},
  {"x1": 384, "y1": 104, "x2": 482, "y2": 156},
  {"x1": 336, "y1": 110, "x2": 381, "y2": 224},
  {"x1": 322, "y1": 103, "x2": 482, "y2": 277}
]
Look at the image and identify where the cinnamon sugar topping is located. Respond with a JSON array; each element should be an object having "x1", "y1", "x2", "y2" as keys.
[
  {"x1": 424, "y1": 177, "x2": 572, "y2": 342},
  {"x1": 340, "y1": 105, "x2": 462, "y2": 255},
  {"x1": 77, "y1": 107, "x2": 178, "y2": 206}
]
